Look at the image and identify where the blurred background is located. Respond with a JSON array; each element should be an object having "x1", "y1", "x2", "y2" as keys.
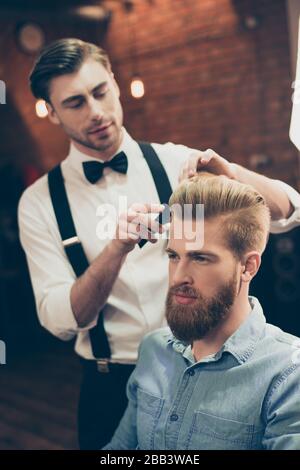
[{"x1": 0, "y1": 0, "x2": 299, "y2": 450}]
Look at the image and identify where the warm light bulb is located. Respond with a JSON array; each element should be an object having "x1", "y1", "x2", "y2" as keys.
[
  {"x1": 35, "y1": 99, "x2": 48, "y2": 118},
  {"x1": 130, "y1": 77, "x2": 145, "y2": 98}
]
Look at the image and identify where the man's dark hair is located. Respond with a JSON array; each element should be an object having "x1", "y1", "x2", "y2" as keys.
[{"x1": 29, "y1": 38, "x2": 111, "y2": 102}]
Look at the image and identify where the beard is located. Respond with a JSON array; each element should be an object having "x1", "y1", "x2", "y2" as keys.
[{"x1": 165, "y1": 272, "x2": 237, "y2": 343}]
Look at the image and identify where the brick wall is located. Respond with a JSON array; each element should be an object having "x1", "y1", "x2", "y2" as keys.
[
  {"x1": 104, "y1": 0, "x2": 299, "y2": 187},
  {"x1": 0, "y1": 0, "x2": 298, "y2": 187}
]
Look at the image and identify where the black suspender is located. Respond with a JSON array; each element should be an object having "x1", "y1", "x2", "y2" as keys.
[
  {"x1": 48, "y1": 165, "x2": 91, "y2": 278},
  {"x1": 48, "y1": 164, "x2": 111, "y2": 360},
  {"x1": 47, "y1": 142, "x2": 173, "y2": 361},
  {"x1": 138, "y1": 142, "x2": 173, "y2": 204}
]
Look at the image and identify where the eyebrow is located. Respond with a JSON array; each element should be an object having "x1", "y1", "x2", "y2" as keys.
[
  {"x1": 165, "y1": 247, "x2": 218, "y2": 259},
  {"x1": 61, "y1": 81, "x2": 108, "y2": 106}
]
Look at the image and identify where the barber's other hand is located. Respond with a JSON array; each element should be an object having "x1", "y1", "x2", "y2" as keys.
[{"x1": 179, "y1": 149, "x2": 237, "y2": 183}]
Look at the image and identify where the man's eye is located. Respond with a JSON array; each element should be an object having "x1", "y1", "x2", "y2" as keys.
[
  {"x1": 194, "y1": 256, "x2": 208, "y2": 263},
  {"x1": 69, "y1": 102, "x2": 83, "y2": 109},
  {"x1": 167, "y1": 253, "x2": 178, "y2": 260},
  {"x1": 95, "y1": 89, "x2": 108, "y2": 98}
]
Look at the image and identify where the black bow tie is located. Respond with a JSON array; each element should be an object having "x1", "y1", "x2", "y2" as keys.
[{"x1": 82, "y1": 151, "x2": 128, "y2": 184}]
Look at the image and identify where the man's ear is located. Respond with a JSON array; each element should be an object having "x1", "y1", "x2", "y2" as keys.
[
  {"x1": 46, "y1": 102, "x2": 60, "y2": 125},
  {"x1": 241, "y1": 251, "x2": 261, "y2": 283}
]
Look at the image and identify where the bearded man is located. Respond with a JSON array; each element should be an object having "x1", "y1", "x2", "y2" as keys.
[{"x1": 104, "y1": 172, "x2": 300, "y2": 450}]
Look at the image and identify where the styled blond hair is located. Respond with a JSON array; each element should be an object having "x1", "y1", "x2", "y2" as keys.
[{"x1": 169, "y1": 172, "x2": 270, "y2": 258}]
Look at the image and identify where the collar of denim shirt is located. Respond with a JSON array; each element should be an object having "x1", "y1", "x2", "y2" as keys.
[{"x1": 166, "y1": 296, "x2": 266, "y2": 366}]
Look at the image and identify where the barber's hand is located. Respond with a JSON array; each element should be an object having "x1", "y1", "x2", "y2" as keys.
[
  {"x1": 179, "y1": 149, "x2": 237, "y2": 182},
  {"x1": 112, "y1": 203, "x2": 166, "y2": 254}
]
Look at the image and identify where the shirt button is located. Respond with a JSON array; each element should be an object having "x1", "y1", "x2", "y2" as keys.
[
  {"x1": 170, "y1": 413, "x2": 179, "y2": 422},
  {"x1": 188, "y1": 369, "x2": 195, "y2": 376}
]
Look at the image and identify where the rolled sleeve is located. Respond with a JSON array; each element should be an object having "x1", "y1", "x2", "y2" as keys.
[{"x1": 270, "y1": 181, "x2": 300, "y2": 234}]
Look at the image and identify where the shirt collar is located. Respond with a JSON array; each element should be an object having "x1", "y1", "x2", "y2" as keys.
[
  {"x1": 64, "y1": 127, "x2": 136, "y2": 178},
  {"x1": 166, "y1": 296, "x2": 266, "y2": 365}
]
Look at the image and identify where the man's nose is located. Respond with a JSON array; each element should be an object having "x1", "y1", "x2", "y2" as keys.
[
  {"x1": 171, "y1": 261, "x2": 193, "y2": 286},
  {"x1": 89, "y1": 97, "x2": 104, "y2": 121}
]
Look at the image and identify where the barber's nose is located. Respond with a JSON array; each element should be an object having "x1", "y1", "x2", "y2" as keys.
[{"x1": 89, "y1": 98, "x2": 104, "y2": 121}]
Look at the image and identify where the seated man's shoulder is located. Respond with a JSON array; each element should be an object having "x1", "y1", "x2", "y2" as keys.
[
  {"x1": 264, "y1": 322, "x2": 300, "y2": 371},
  {"x1": 139, "y1": 327, "x2": 173, "y2": 356},
  {"x1": 142, "y1": 326, "x2": 173, "y2": 346},
  {"x1": 265, "y1": 322, "x2": 299, "y2": 348}
]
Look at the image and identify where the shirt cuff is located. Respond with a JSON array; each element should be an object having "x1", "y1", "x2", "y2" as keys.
[
  {"x1": 270, "y1": 180, "x2": 300, "y2": 234},
  {"x1": 39, "y1": 282, "x2": 99, "y2": 340}
]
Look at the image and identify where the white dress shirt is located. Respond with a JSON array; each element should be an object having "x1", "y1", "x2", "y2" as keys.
[{"x1": 18, "y1": 129, "x2": 300, "y2": 363}]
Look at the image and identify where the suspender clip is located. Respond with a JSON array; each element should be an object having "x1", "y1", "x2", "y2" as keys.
[
  {"x1": 62, "y1": 236, "x2": 80, "y2": 247},
  {"x1": 97, "y1": 359, "x2": 110, "y2": 373}
]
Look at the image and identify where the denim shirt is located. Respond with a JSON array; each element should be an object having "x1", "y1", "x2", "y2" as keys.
[{"x1": 103, "y1": 297, "x2": 300, "y2": 450}]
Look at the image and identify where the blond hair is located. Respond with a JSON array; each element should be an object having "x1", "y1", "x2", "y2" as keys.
[{"x1": 169, "y1": 172, "x2": 270, "y2": 258}]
